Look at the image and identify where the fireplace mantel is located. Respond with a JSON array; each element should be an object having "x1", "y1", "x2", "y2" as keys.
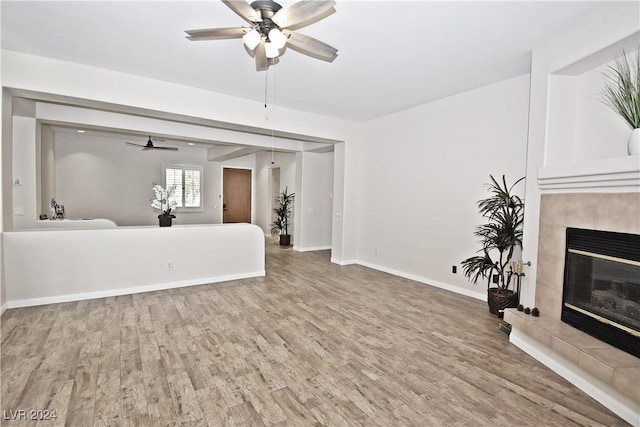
[{"x1": 538, "y1": 156, "x2": 640, "y2": 193}]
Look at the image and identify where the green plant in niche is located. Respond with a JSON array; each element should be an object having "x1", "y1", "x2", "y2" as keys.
[
  {"x1": 461, "y1": 175, "x2": 525, "y2": 314},
  {"x1": 601, "y1": 49, "x2": 640, "y2": 129}
]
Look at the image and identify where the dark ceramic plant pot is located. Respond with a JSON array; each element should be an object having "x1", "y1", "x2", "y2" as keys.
[
  {"x1": 279, "y1": 234, "x2": 291, "y2": 246},
  {"x1": 487, "y1": 288, "x2": 518, "y2": 316},
  {"x1": 159, "y1": 215, "x2": 173, "y2": 227}
]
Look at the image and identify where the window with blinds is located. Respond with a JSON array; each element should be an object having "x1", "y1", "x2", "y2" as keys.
[{"x1": 164, "y1": 165, "x2": 203, "y2": 210}]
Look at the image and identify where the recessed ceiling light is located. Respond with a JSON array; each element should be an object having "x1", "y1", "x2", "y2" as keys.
[
  {"x1": 76, "y1": 130, "x2": 86, "y2": 133},
  {"x1": 188, "y1": 142, "x2": 195, "y2": 146}
]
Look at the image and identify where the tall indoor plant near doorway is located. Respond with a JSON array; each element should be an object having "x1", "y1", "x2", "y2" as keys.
[
  {"x1": 271, "y1": 187, "x2": 295, "y2": 246},
  {"x1": 462, "y1": 175, "x2": 525, "y2": 316},
  {"x1": 601, "y1": 49, "x2": 640, "y2": 155}
]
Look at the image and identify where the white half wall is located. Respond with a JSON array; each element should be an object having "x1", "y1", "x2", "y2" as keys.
[
  {"x1": 3, "y1": 223, "x2": 265, "y2": 307},
  {"x1": 356, "y1": 74, "x2": 530, "y2": 296}
]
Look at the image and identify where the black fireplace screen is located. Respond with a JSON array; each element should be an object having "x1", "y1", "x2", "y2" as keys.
[{"x1": 562, "y1": 228, "x2": 640, "y2": 358}]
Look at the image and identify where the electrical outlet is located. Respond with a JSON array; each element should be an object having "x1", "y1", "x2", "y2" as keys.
[
  {"x1": 167, "y1": 261, "x2": 174, "y2": 270},
  {"x1": 493, "y1": 274, "x2": 499, "y2": 284},
  {"x1": 13, "y1": 207, "x2": 24, "y2": 216},
  {"x1": 452, "y1": 265, "x2": 457, "y2": 274},
  {"x1": 374, "y1": 248, "x2": 378, "y2": 256}
]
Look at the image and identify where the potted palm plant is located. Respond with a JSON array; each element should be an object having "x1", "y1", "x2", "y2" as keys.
[
  {"x1": 601, "y1": 49, "x2": 640, "y2": 155},
  {"x1": 271, "y1": 187, "x2": 295, "y2": 246},
  {"x1": 462, "y1": 175, "x2": 525, "y2": 316}
]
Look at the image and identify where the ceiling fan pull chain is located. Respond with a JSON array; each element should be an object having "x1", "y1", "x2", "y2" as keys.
[
  {"x1": 271, "y1": 62, "x2": 276, "y2": 164},
  {"x1": 264, "y1": 67, "x2": 269, "y2": 109}
]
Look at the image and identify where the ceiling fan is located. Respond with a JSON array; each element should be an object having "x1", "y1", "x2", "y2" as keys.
[
  {"x1": 185, "y1": 0, "x2": 338, "y2": 71},
  {"x1": 125, "y1": 136, "x2": 179, "y2": 151}
]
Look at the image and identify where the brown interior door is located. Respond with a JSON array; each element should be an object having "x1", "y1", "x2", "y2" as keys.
[{"x1": 223, "y1": 168, "x2": 252, "y2": 223}]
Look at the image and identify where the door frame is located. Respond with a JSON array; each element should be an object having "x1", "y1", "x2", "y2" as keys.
[{"x1": 220, "y1": 166, "x2": 255, "y2": 224}]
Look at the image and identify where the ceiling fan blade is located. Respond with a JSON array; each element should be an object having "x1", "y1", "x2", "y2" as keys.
[
  {"x1": 284, "y1": 31, "x2": 338, "y2": 62},
  {"x1": 255, "y1": 42, "x2": 269, "y2": 71},
  {"x1": 282, "y1": 7, "x2": 335, "y2": 31},
  {"x1": 125, "y1": 142, "x2": 145, "y2": 148},
  {"x1": 185, "y1": 27, "x2": 248, "y2": 41},
  {"x1": 221, "y1": 0, "x2": 262, "y2": 24},
  {"x1": 244, "y1": 43, "x2": 257, "y2": 58},
  {"x1": 272, "y1": 0, "x2": 335, "y2": 29},
  {"x1": 149, "y1": 146, "x2": 179, "y2": 151}
]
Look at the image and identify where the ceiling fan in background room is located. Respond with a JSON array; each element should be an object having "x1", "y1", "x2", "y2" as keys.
[
  {"x1": 185, "y1": 0, "x2": 338, "y2": 71},
  {"x1": 125, "y1": 136, "x2": 179, "y2": 151}
]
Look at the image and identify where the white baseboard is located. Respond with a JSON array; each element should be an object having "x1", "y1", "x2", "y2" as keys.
[
  {"x1": 6, "y1": 271, "x2": 266, "y2": 309},
  {"x1": 0, "y1": 303, "x2": 7, "y2": 316},
  {"x1": 510, "y1": 329, "x2": 640, "y2": 427},
  {"x1": 331, "y1": 257, "x2": 357, "y2": 266},
  {"x1": 356, "y1": 260, "x2": 487, "y2": 301},
  {"x1": 294, "y1": 245, "x2": 332, "y2": 252}
]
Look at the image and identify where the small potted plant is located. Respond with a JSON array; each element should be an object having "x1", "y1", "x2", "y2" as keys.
[
  {"x1": 601, "y1": 49, "x2": 640, "y2": 155},
  {"x1": 271, "y1": 187, "x2": 295, "y2": 246},
  {"x1": 151, "y1": 183, "x2": 177, "y2": 227},
  {"x1": 461, "y1": 175, "x2": 525, "y2": 316}
]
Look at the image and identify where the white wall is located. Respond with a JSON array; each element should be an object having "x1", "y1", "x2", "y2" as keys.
[
  {"x1": 331, "y1": 131, "x2": 361, "y2": 264},
  {"x1": 2, "y1": 51, "x2": 355, "y2": 261},
  {"x1": 296, "y1": 151, "x2": 334, "y2": 250},
  {"x1": 254, "y1": 151, "x2": 271, "y2": 234},
  {"x1": 572, "y1": 57, "x2": 632, "y2": 161},
  {"x1": 2, "y1": 51, "x2": 354, "y2": 143},
  {"x1": 250, "y1": 150, "x2": 297, "y2": 236},
  {"x1": 40, "y1": 125, "x2": 55, "y2": 214},
  {"x1": 330, "y1": 142, "x2": 347, "y2": 262},
  {"x1": 278, "y1": 152, "x2": 297, "y2": 240},
  {"x1": 546, "y1": 53, "x2": 637, "y2": 167},
  {"x1": 0, "y1": 4, "x2": 4, "y2": 312},
  {"x1": 54, "y1": 131, "x2": 223, "y2": 226},
  {"x1": 12, "y1": 116, "x2": 37, "y2": 228},
  {"x1": 521, "y1": 3, "x2": 640, "y2": 307},
  {"x1": 356, "y1": 74, "x2": 530, "y2": 297}
]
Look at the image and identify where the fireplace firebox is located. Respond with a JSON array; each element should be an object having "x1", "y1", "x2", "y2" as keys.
[{"x1": 562, "y1": 228, "x2": 640, "y2": 358}]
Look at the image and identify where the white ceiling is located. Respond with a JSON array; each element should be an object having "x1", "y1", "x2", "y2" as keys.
[{"x1": 0, "y1": 1, "x2": 622, "y2": 122}]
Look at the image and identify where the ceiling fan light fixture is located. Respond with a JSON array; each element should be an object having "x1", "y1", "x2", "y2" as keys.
[
  {"x1": 242, "y1": 29, "x2": 261, "y2": 50},
  {"x1": 186, "y1": 0, "x2": 338, "y2": 71},
  {"x1": 268, "y1": 28, "x2": 287, "y2": 49},
  {"x1": 265, "y1": 41, "x2": 280, "y2": 59}
]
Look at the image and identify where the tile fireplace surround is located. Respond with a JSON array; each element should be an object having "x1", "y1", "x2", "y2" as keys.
[{"x1": 505, "y1": 192, "x2": 640, "y2": 425}]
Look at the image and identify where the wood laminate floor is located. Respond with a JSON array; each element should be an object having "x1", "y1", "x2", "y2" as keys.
[{"x1": 1, "y1": 238, "x2": 629, "y2": 426}]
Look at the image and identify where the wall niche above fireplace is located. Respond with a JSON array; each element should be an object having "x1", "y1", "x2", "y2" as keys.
[{"x1": 562, "y1": 227, "x2": 640, "y2": 358}]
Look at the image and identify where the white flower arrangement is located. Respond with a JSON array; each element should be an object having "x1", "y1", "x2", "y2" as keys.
[{"x1": 151, "y1": 183, "x2": 178, "y2": 217}]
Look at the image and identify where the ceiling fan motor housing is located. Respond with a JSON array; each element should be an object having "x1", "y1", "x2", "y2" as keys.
[{"x1": 250, "y1": 0, "x2": 283, "y2": 15}]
